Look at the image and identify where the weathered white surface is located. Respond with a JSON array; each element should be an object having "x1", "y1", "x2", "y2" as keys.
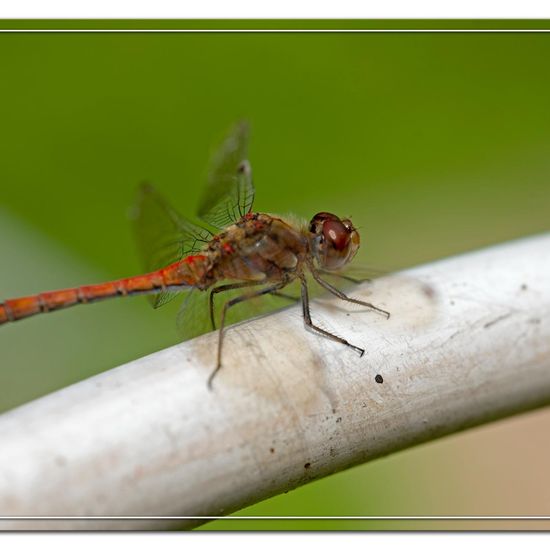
[{"x1": 0, "y1": 234, "x2": 549, "y2": 530}]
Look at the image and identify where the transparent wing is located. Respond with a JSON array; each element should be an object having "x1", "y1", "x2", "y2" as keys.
[
  {"x1": 174, "y1": 266, "x2": 388, "y2": 342},
  {"x1": 197, "y1": 121, "x2": 255, "y2": 229},
  {"x1": 131, "y1": 183, "x2": 213, "y2": 308},
  {"x1": 176, "y1": 280, "x2": 300, "y2": 341},
  {"x1": 176, "y1": 288, "x2": 212, "y2": 341}
]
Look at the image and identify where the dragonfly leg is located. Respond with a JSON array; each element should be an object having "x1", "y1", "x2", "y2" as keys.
[
  {"x1": 318, "y1": 270, "x2": 371, "y2": 284},
  {"x1": 209, "y1": 280, "x2": 265, "y2": 330},
  {"x1": 208, "y1": 279, "x2": 290, "y2": 390},
  {"x1": 299, "y1": 275, "x2": 365, "y2": 356},
  {"x1": 310, "y1": 268, "x2": 390, "y2": 319},
  {"x1": 271, "y1": 291, "x2": 300, "y2": 302}
]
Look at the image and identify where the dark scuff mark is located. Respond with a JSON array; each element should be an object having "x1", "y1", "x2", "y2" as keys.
[
  {"x1": 484, "y1": 312, "x2": 513, "y2": 329},
  {"x1": 422, "y1": 284, "x2": 436, "y2": 300}
]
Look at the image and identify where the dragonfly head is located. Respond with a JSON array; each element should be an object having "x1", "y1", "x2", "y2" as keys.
[{"x1": 308, "y1": 212, "x2": 360, "y2": 271}]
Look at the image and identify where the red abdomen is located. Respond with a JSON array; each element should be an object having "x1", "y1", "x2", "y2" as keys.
[{"x1": 0, "y1": 254, "x2": 210, "y2": 325}]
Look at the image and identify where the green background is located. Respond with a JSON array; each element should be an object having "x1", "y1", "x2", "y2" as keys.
[{"x1": 1, "y1": 21, "x2": 550, "y2": 530}]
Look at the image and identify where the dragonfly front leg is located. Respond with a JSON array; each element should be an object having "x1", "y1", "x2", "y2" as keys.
[
  {"x1": 310, "y1": 267, "x2": 390, "y2": 319},
  {"x1": 318, "y1": 269, "x2": 371, "y2": 284},
  {"x1": 209, "y1": 279, "x2": 290, "y2": 389},
  {"x1": 299, "y1": 274, "x2": 365, "y2": 356}
]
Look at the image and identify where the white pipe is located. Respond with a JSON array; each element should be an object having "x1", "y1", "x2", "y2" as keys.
[{"x1": 0, "y1": 233, "x2": 549, "y2": 530}]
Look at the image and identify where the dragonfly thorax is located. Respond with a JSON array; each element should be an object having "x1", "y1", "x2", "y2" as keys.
[{"x1": 207, "y1": 213, "x2": 307, "y2": 284}]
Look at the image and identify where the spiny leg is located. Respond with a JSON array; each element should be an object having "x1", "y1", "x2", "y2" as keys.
[
  {"x1": 310, "y1": 267, "x2": 390, "y2": 319},
  {"x1": 208, "y1": 279, "x2": 289, "y2": 390},
  {"x1": 299, "y1": 275, "x2": 365, "y2": 357},
  {"x1": 209, "y1": 280, "x2": 265, "y2": 330},
  {"x1": 271, "y1": 291, "x2": 300, "y2": 302},
  {"x1": 318, "y1": 270, "x2": 371, "y2": 284},
  {"x1": 319, "y1": 266, "x2": 388, "y2": 284}
]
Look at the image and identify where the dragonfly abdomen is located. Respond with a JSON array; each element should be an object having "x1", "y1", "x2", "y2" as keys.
[
  {"x1": 0, "y1": 254, "x2": 210, "y2": 325},
  {"x1": 0, "y1": 278, "x2": 160, "y2": 325}
]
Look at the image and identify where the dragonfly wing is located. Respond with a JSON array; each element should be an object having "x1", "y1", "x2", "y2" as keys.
[
  {"x1": 176, "y1": 288, "x2": 213, "y2": 340},
  {"x1": 197, "y1": 121, "x2": 255, "y2": 230},
  {"x1": 152, "y1": 288, "x2": 183, "y2": 309},
  {"x1": 131, "y1": 183, "x2": 213, "y2": 308},
  {"x1": 175, "y1": 266, "x2": 388, "y2": 342},
  {"x1": 176, "y1": 280, "x2": 299, "y2": 341},
  {"x1": 175, "y1": 266, "x2": 388, "y2": 341}
]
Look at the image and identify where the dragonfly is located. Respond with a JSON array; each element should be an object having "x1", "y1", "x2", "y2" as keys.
[{"x1": 0, "y1": 122, "x2": 389, "y2": 388}]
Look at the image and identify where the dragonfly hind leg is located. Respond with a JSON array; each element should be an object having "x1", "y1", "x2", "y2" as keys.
[
  {"x1": 299, "y1": 274, "x2": 365, "y2": 357},
  {"x1": 271, "y1": 291, "x2": 300, "y2": 302},
  {"x1": 209, "y1": 280, "x2": 265, "y2": 330},
  {"x1": 208, "y1": 279, "x2": 290, "y2": 390}
]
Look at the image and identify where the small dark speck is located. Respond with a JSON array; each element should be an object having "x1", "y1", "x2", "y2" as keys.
[
  {"x1": 375, "y1": 374, "x2": 384, "y2": 384},
  {"x1": 336, "y1": 417, "x2": 342, "y2": 423},
  {"x1": 521, "y1": 284, "x2": 528, "y2": 291},
  {"x1": 304, "y1": 462, "x2": 311, "y2": 469},
  {"x1": 270, "y1": 447, "x2": 275, "y2": 454},
  {"x1": 346, "y1": 313, "x2": 350, "y2": 317},
  {"x1": 450, "y1": 300, "x2": 455, "y2": 306},
  {"x1": 332, "y1": 408, "x2": 337, "y2": 414},
  {"x1": 528, "y1": 318, "x2": 541, "y2": 325},
  {"x1": 422, "y1": 284, "x2": 436, "y2": 299}
]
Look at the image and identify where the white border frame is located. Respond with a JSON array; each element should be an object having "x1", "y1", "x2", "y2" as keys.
[{"x1": 1, "y1": 21, "x2": 549, "y2": 525}]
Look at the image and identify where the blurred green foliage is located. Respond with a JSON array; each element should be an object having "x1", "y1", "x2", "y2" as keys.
[{"x1": 0, "y1": 23, "x2": 549, "y2": 529}]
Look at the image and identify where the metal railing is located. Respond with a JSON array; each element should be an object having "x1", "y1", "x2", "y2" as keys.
[{"x1": 0, "y1": 233, "x2": 549, "y2": 530}]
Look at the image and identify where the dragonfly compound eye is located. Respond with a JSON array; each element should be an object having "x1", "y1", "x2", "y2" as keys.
[{"x1": 309, "y1": 212, "x2": 360, "y2": 271}]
